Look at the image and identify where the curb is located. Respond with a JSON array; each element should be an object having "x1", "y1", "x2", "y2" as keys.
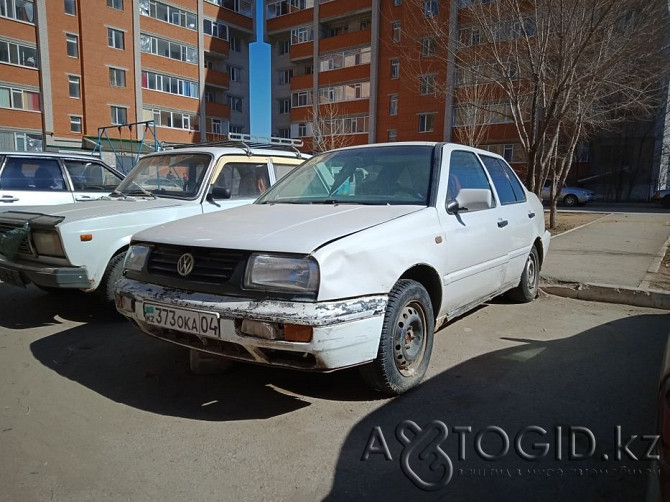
[
  {"x1": 540, "y1": 281, "x2": 670, "y2": 310},
  {"x1": 548, "y1": 212, "x2": 611, "y2": 238}
]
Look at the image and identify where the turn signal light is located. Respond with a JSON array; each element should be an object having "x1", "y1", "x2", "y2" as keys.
[
  {"x1": 284, "y1": 324, "x2": 313, "y2": 342},
  {"x1": 80, "y1": 234, "x2": 93, "y2": 242}
]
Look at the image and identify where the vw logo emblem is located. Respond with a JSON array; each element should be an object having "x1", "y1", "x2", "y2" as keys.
[{"x1": 176, "y1": 253, "x2": 195, "y2": 277}]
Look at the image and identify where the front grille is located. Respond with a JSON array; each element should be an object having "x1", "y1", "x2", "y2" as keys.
[
  {"x1": 0, "y1": 222, "x2": 31, "y2": 255},
  {"x1": 147, "y1": 245, "x2": 247, "y2": 284}
]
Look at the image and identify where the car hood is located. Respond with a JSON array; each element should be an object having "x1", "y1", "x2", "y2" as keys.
[
  {"x1": 0, "y1": 197, "x2": 187, "y2": 224},
  {"x1": 133, "y1": 203, "x2": 425, "y2": 254}
]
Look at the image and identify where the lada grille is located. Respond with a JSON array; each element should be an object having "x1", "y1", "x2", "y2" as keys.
[
  {"x1": 147, "y1": 245, "x2": 247, "y2": 284},
  {"x1": 0, "y1": 222, "x2": 31, "y2": 255}
]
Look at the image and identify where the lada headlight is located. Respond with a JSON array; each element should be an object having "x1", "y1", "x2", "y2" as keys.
[
  {"x1": 244, "y1": 254, "x2": 319, "y2": 293},
  {"x1": 124, "y1": 244, "x2": 151, "y2": 272},
  {"x1": 32, "y1": 231, "x2": 65, "y2": 258}
]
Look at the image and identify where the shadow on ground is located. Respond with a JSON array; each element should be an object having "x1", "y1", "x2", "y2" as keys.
[{"x1": 324, "y1": 313, "x2": 669, "y2": 501}]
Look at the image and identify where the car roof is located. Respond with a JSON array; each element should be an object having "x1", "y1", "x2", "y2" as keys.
[
  {"x1": 320, "y1": 141, "x2": 506, "y2": 160},
  {"x1": 0, "y1": 151, "x2": 107, "y2": 161}
]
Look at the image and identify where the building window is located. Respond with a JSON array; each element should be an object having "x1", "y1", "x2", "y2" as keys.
[
  {"x1": 142, "y1": 70, "x2": 199, "y2": 98},
  {"x1": 389, "y1": 94, "x2": 398, "y2": 116},
  {"x1": 227, "y1": 65, "x2": 241, "y2": 82},
  {"x1": 418, "y1": 113, "x2": 435, "y2": 133},
  {"x1": 227, "y1": 95, "x2": 242, "y2": 112},
  {"x1": 205, "y1": 0, "x2": 252, "y2": 17},
  {"x1": 390, "y1": 58, "x2": 399, "y2": 78},
  {"x1": 0, "y1": 85, "x2": 41, "y2": 111},
  {"x1": 291, "y1": 90, "x2": 312, "y2": 107},
  {"x1": 230, "y1": 125, "x2": 244, "y2": 134},
  {"x1": 110, "y1": 106, "x2": 127, "y2": 125},
  {"x1": 503, "y1": 144, "x2": 514, "y2": 162},
  {"x1": 66, "y1": 34, "x2": 78, "y2": 58},
  {"x1": 291, "y1": 26, "x2": 313, "y2": 45},
  {"x1": 279, "y1": 39, "x2": 290, "y2": 55},
  {"x1": 279, "y1": 99, "x2": 290, "y2": 114},
  {"x1": 419, "y1": 74, "x2": 436, "y2": 95},
  {"x1": 388, "y1": 129, "x2": 397, "y2": 142},
  {"x1": 211, "y1": 118, "x2": 223, "y2": 134},
  {"x1": 229, "y1": 35, "x2": 241, "y2": 52},
  {"x1": 278, "y1": 128, "x2": 290, "y2": 138},
  {"x1": 70, "y1": 115, "x2": 82, "y2": 133},
  {"x1": 0, "y1": 40, "x2": 37, "y2": 68},
  {"x1": 144, "y1": 108, "x2": 196, "y2": 130},
  {"x1": 298, "y1": 123, "x2": 307, "y2": 137},
  {"x1": 64, "y1": 0, "x2": 75, "y2": 15},
  {"x1": 140, "y1": 0, "x2": 197, "y2": 30},
  {"x1": 109, "y1": 67, "x2": 126, "y2": 87},
  {"x1": 278, "y1": 69, "x2": 292, "y2": 85},
  {"x1": 392, "y1": 21, "x2": 401, "y2": 43},
  {"x1": 68, "y1": 75, "x2": 80, "y2": 98},
  {"x1": 107, "y1": 28, "x2": 125, "y2": 50},
  {"x1": 1, "y1": 0, "x2": 35, "y2": 22},
  {"x1": 393, "y1": 0, "x2": 401, "y2": 5},
  {"x1": 205, "y1": 90, "x2": 216, "y2": 102},
  {"x1": 107, "y1": 0, "x2": 123, "y2": 9},
  {"x1": 421, "y1": 37, "x2": 436, "y2": 57},
  {"x1": 423, "y1": 0, "x2": 438, "y2": 18},
  {"x1": 140, "y1": 33, "x2": 197, "y2": 63},
  {"x1": 203, "y1": 18, "x2": 228, "y2": 39}
]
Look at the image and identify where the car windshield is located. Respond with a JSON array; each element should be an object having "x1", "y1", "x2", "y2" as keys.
[
  {"x1": 256, "y1": 145, "x2": 434, "y2": 205},
  {"x1": 114, "y1": 153, "x2": 211, "y2": 199}
]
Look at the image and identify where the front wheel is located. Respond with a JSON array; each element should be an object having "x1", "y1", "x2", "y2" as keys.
[
  {"x1": 507, "y1": 246, "x2": 540, "y2": 303},
  {"x1": 563, "y1": 194, "x2": 578, "y2": 207},
  {"x1": 94, "y1": 252, "x2": 126, "y2": 304},
  {"x1": 360, "y1": 279, "x2": 434, "y2": 395}
]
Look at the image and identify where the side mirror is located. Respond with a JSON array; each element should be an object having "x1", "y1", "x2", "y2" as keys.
[
  {"x1": 207, "y1": 186, "x2": 231, "y2": 201},
  {"x1": 447, "y1": 188, "x2": 493, "y2": 213}
]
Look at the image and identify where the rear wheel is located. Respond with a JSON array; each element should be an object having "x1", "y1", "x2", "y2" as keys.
[
  {"x1": 94, "y1": 252, "x2": 126, "y2": 304},
  {"x1": 507, "y1": 246, "x2": 540, "y2": 303},
  {"x1": 360, "y1": 279, "x2": 434, "y2": 395},
  {"x1": 563, "y1": 194, "x2": 578, "y2": 207}
]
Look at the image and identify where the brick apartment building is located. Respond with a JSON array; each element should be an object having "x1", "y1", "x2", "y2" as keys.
[{"x1": 0, "y1": 0, "x2": 254, "y2": 157}]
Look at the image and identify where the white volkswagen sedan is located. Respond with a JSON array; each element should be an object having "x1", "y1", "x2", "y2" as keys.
[{"x1": 116, "y1": 142, "x2": 551, "y2": 395}]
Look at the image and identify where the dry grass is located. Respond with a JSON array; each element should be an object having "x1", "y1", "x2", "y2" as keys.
[{"x1": 544, "y1": 212, "x2": 605, "y2": 235}]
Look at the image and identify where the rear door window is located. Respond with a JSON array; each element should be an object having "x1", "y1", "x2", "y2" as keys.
[
  {"x1": 64, "y1": 160, "x2": 123, "y2": 191},
  {"x1": 480, "y1": 155, "x2": 526, "y2": 204}
]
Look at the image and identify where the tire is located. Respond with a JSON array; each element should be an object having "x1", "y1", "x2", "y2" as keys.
[
  {"x1": 360, "y1": 279, "x2": 434, "y2": 395},
  {"x1": 94, "y1": 251, "x2": 126, "y2": 304},
  {"x1": 563, "y1": 194, "x2": 578, "y2": 207},
  {"x1": 507, "y1": 246, "x2": 540, "y2": 303}
]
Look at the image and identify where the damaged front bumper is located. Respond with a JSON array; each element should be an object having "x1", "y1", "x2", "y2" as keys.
[
  {"x1": 0, "y1": 255, "x2": 90, "y2": 289},
  {"x1": 115, "y1": 277, "x2": 387, "y2": 371}
]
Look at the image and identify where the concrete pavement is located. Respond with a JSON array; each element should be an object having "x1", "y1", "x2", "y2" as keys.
[{"x1": 540, "y1": 211, "x2": 670, "y2": 308}]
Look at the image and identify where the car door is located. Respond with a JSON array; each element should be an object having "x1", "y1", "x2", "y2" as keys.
[
  {"x1": 479, "y1": 155, "x2": 534, "y2": 287},
  {"x1": 438, "y1": 149, "x2": 509, "y2": 314},
  {"x1": 203, "y1": 156, "x2": 273, "y2": 214},
  {"x1": 62, "y1": 159, "x2": 124, "y2": 201},
  {"x1": 0, "y1": 156, "x2": 75, "y2": 209}
]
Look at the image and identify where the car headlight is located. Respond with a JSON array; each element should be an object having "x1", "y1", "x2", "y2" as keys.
[
  {"x1": 124, "y1": 244, "x2": 151, "y2": 272},
  {"x1": 32, "y1": 231, "x2": 65, "y2": 258},
  {"x1": 244, "y1": 254, "x2": 319, "y2": 293}
]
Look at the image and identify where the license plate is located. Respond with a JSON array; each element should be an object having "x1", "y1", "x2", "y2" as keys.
[
  {"x1": 0, "y1": 266, "x2": 25, "y2": 287},
  {"x1": 143, "y1": 303, "x2": 220, "y2": 338}
]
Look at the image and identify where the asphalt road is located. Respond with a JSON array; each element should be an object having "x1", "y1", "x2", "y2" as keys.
[{"x1": 0, "y1": 285, "x2": 668, "y2": 501}]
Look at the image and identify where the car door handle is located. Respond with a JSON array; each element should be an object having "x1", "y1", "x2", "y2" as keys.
[
  {"x1": 0, "y1": 196, "x2": 19, "y2": 203},
  {"x1": 497, "y1": 219, "x2": 508, "y2": 228},
  {"x1": 528, "y1": 212, "x2": 536, "y2": 219}
]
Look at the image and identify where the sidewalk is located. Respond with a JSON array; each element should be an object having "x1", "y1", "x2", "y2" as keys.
[{"x1": 540, "y1": 212, "x2": 670, "y2": 309}]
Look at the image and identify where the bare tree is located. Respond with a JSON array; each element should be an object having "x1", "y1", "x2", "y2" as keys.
[
  {"x1": 308, "y1": 102, "x2": 355, "y2": 153},
  {"x1": 398, "y1": 0, "x2": 668, "y2": 228}
]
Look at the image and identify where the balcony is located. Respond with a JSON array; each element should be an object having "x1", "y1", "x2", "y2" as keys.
[
  {"x1": 318, "y1": 64, "x2": 370, "y2": 86},
  {"x1": 320, "y1": 0, "x2": 372, "y2": 21},
  {"x1": 206, "y1": 101, "x2": 230, "y2": 118},
  {"x1": 204, "y1": 35, "x2": 229, "y2": 56},
  {"x1": 290, "y1": 73, "x2": 313, "y2": 91},
  {"x1": 205, "y1": 68, "x2": 229, "y2": 88},
  {"x1": 319, "y1": 28, "x2": 371, "y2": 53},
  {"x1": 267, "y1": 7, "x2": 313, "y2": 34},
  {"x1": 290, "y1": 41, "x2": 313, "y2": 61}
]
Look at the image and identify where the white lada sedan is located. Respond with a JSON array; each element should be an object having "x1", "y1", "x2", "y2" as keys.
[{"x1": 115, "y1": 142, "x2": 551, "y2": 395}]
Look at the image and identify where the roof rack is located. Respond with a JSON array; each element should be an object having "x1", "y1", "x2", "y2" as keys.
[{"x1": 162, "y1": 133, "x2": 305, "y2": 157}]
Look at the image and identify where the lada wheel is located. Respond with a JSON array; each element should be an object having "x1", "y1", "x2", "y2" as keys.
[
  {"x1": 95, "y1": 251, "x2": 126, "y2": 304},
  {"x1": 507, "y1": 246, "x2": 540, "y2": 303},
  {"x1": 360, "y1": 279, "x2": 434, "y2": 395}
]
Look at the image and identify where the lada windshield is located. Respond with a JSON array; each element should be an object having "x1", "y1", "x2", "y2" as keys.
[
  {"x1": 113, "y1": 153, "x2": 211, "y2": 199},
  {"x1": 256, "y1": 145, "x2": 434, "y2": 205}
]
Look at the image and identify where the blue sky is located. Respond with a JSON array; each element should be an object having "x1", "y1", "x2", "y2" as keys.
[{"x1": 249, "y1": 0, "x2": 271, "y2": 136}]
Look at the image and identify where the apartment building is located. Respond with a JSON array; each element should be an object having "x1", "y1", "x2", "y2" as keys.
[
  {"x1": 0, "y1": 0, "x2": 254, "y2": 153},
  {"x1": 265, "y1": 0, "x2": 528, "y2": 164}
]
